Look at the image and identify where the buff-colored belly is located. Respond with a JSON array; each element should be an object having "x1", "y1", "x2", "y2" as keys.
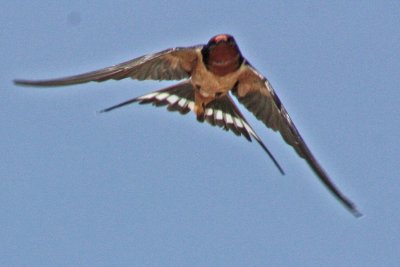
[
  {"x1": 191, "y1": 58, "x2": 243, "y2": 98},
  {"x1": 190, "y1": 50, "x2": 244, "y2": 117}
]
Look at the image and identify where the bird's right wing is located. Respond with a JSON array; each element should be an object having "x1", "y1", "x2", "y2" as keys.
[{"x1": 14, "y1": 45, "x2": 203, "y2": 87}]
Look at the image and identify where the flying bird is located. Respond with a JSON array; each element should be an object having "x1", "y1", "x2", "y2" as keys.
[{"x1": 14, "y1": 34, "x2": 361, "y2": 217}]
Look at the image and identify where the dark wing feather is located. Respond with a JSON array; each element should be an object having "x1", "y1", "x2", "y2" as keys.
[
  {"x1": 14, "y1": 46, "x2": 202, "y2": 87},
  {"x1": 100, "y1": 81, "x2": 284, "y2": 174},
  {"x1": 233, "y1": 63, "x2": 361, "y2": 217}
]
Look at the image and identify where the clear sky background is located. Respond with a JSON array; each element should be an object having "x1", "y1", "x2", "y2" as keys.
[{"x1": 2, "y1": 1, "x2": 400, "y2": 266}]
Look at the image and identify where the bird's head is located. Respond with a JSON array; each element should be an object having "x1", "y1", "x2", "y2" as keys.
[{"x1": 202, "y1": 34, "x2": 244, "y2": 76}]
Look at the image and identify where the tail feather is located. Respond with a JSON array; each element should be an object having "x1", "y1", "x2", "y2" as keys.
[{"x1": 100, "y1": 80, "x2": 284, "y2": 174}]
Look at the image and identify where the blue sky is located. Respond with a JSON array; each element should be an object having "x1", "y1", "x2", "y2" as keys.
[{"x1": 2, "y1": 1, "x2": 400, "y2": 266}]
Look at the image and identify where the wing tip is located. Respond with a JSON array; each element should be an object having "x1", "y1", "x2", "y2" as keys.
[
  {"x1": 346, "y1": 203, "x2": 363, "y2": 218},
  {"x1": 13, "y1": 79, "x2": 60, "y2": 87},
  {"x1": 352, "y1": 209, "x2": 363, "y2": 218},
  {"x1": 333, "y1": 191, "x2": 362, "y2": 218},
  {"x1": 14, "y1": 79, "x2": 29, "y2": 86},
  {"x1": 97, "y1": 108, "x2": 109, "y2": 114}
]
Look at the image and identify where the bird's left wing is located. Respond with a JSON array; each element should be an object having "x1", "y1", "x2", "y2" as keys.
[
  {"x1": 233, "y1": 62, "x2": 361, "y2": 216},
  {"x1": 100, "y1": 81, "x2": 284, "y2": 174},
  {"x1": 14, "y1": 46, "x2": 202, "y2": 87}
]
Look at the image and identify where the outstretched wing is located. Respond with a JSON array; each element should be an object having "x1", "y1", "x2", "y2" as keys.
[
  {"x1": 233, "y1": 62, "x2": 361, "y2": 216},
  {"x1": 100, "y1": 81, "x2": 284, "y2": 174},
  {"x1": 14, "y1": 46, "x2": 202, "y2": 87}
]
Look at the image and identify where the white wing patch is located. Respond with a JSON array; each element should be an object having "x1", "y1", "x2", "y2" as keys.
[
  {"x1": 134, "y1": 86, "x2": 195, "y2": 115},
  {"x1": 102, "y1": 80, "x2": 284, "y2": 175},
  {"x1": 242, "y1": 120, "x2": 257, "y2": 137},
  {"x1": 124, "y1": 84, "x2": 267, "y2": 148},
  {"x1": 155, "y1": 92, "x2": 170, "y2": 100},
  {"x1": 166, "y1": 95, "x2": 179, "y2": 104},
  {"x1": 234, "y1": 117, "x2": 243, "y2": 128},
  {"x1": 224, "y1": 113, "x2": 234, "y2": 124},
  {"x1": 135, "y1": 87, "x2": 257, "y2": 140},
  {"x1": 177, "y1": 98, "x2": 188, "y2": 107},
  {"x1": 188, "y1": 102, "x2": 195, "y2": 111},
  {"x1": 215, "y1": 110, "x2": 223, "y2": 121}
]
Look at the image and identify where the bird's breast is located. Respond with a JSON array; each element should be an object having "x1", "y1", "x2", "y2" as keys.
[{"x1": 191, "y1": 51, "x2": 243, "y2": 98}]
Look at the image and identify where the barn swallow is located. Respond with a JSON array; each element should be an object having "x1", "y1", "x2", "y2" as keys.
[{"x1": 14, "y1": 34, "x2": 361, "y2": 217}]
